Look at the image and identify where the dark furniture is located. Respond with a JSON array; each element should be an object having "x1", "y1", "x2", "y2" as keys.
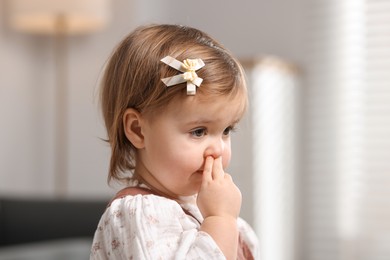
[
  {"x1": 0, "y1": 197, "x2": 107, "y2": 246},
  {"x1": 0, "y1": 197, "x2": 107, "y2": 259}
]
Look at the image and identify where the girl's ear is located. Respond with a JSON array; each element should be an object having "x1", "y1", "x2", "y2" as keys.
[{"x1": 123, "y1": 108, "x2": 145, "y2": 149}]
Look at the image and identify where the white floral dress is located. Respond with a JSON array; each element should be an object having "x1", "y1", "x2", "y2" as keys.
[{"x1": 90, "y1": 191, "x2": 259, "y2": 259}]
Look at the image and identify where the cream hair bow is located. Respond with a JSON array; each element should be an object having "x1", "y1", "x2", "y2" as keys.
[{"x1": 160, "y1": 56, "x2": 205, "y2": 95}]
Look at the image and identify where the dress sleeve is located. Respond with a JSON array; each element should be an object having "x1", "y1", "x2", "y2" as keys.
[
  {"x1": 90, "y1": 194, "x2": 225, "y2": 260},
  {"x1": 237, "y1": 217, "x2": 260, "y2": 259}
]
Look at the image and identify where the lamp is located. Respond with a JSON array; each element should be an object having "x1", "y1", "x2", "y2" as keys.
[
  {"x1": 8, "y1": 0, "x2": 111, "y2": 197},
  {"x1": 8, "y1": 0, "x2": 110, "y2": 35}
]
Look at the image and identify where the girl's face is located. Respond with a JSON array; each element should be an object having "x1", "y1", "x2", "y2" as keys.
[{"x1": 135, "y1": 94, "x2": 244, "y2": 198}]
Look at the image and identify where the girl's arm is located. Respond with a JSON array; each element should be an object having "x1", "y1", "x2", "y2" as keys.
[
  {"x1": 197, "y1": 156, "x2": 242, "y2": 260},
  {"x1": 200, "y1": 216, "x2": 238, "y2": 260}
]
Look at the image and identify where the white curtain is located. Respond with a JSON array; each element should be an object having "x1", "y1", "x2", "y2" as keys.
[
  {"x1": 302, "y1": 0, "x2": 390, "y2": 259},
  {"x1": 250, "y1": 1, "x2": 390, "y2": 259}
]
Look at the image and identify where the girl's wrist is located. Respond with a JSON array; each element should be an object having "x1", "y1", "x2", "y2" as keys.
[{"x1": 203, "y1": 215, "x2": 238, "y2": 223}]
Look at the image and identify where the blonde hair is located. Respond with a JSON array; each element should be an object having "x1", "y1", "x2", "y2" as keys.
[{"x1": 101, "y1": 24, "x2": 248, "y2": 184}]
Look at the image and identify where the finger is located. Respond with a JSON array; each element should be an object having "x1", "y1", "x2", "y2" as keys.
[
  {"x1": 212, "y1": 156, "x2": 224, "y2": 179},
  {"x1": 202, "y1": 156, "x2": 214, "y2": 182},
  {"x1": 224, "y1": 173, "x2": 232, "y2": 181}
]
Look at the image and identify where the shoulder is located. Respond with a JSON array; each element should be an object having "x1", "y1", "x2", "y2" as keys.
[
  {"x1": 94, "y1": 194, "x2": 199, "y2": 238},
  {"x1": 91, "y1": 195, "x2": 203, "y2": 258},
  {"x1": 105, "y1": 194, "x2": 190, "y2": 225}
]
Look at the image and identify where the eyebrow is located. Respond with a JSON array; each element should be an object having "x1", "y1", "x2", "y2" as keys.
[
  {"x1": 184, "y1": 118, "x2": 241, "y2": 126},
  {"x1": 184, "y1": 119, "x2": 214, "y2": 126}
]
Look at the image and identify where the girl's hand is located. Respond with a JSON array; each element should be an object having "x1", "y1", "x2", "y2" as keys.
[{"x1": 197, "y1": 156, "x2": 242, "y2": 220}]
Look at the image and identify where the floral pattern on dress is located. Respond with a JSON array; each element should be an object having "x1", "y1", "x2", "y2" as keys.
[{"x1": 90, "y1": 193, "x2": 259, "y2": 259}]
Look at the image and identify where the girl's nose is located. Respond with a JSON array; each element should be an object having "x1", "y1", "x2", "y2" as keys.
[{"x1": 204, "y1": 137, "x2": 225, "y2": 159}]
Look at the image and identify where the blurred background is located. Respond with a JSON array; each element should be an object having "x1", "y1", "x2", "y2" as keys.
[{"x1": 1, "y1": 0, "x2": 389, "y2": 260}]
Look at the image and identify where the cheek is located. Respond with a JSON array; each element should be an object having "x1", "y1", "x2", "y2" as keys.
[
  {"x1": 157, "y1": 137, "x2": 193, "y2": 165},
  {"x1": 222, "y1": 144, "x2": 232, "y2": 169}
]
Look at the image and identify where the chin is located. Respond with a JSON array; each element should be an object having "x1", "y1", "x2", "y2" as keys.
[{"x1": 181, "y1": 185, "x2": 201, "y2": 197}]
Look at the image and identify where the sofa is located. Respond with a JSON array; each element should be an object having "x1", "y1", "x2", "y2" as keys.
[{"x1": 0, "y1": 196, "x2": 107, "y2": 260}]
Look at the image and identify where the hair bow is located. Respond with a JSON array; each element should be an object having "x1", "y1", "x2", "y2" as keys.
[{"x1": 160, "y1": 56, "x2": 205, "y2": 95}]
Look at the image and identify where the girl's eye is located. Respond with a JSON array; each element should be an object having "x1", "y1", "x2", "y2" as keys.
[
  {"x1": 190, "y1": 128, "x2": 206, "y2": 138},
  {"x1": 223, "y1": 126, "x2": 236, "y2": 136}
]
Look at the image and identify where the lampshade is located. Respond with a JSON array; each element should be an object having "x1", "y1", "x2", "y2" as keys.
[{"x1": 8, "y1": 0, "x2": 110, "y2": 35}]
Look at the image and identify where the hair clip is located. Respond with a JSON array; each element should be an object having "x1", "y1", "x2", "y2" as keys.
[{"x1": 160, "y1": 56, "x2": 205, "y2": 95}]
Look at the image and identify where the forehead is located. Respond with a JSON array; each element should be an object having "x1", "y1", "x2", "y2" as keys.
[{"x1": 165, "y1": 93, "x2": 246, "y2": 124}]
